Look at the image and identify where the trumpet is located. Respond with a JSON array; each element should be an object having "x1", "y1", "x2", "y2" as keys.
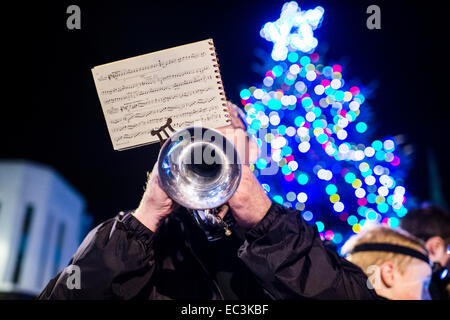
[{"x1": 157, "y1": 126, "x2": 242, "y2": 241}]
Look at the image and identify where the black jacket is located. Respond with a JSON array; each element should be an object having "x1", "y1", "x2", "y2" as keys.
[{"x1": 38, "y1": 202, "x2": 378, "y2": 300}]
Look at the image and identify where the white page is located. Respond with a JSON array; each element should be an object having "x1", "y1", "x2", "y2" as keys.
[{"x1": 92, "y1": 39, "x2": 230, "y2": 150}]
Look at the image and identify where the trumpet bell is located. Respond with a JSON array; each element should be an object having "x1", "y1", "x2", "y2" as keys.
[{"x1": 157, "y1": 127, "x2": 242, "y2": 210}]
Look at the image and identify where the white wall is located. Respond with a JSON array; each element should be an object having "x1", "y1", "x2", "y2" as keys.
[{"x1": 0, "y1": 160, "x2": 87, "y2": 296}]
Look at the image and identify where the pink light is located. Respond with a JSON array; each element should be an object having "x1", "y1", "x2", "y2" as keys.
[
  {"x1": 332, "y1": 64, "x2": 342, "y2": 73},
  {"x1": 266, "y1": 70, "x2": 275, "y2": 79},
  {"x1": 350, "y1": 86, "x2": 360, "y2": 96},
  {"x1": 284, "y1": 173, "x2": 295, "y2": 182},
  {"x1": 321, "y1": 79, "x2": 330, "y2": 87},
  {"x1": 325, "y1": 230, "x2": 334, "y2": 240},
  {"x1": 310, "y1": 53, "x2": 319, "y2": 63},
  {"x1": 285, "y1": 155, "x2": 294, "y2": 163},
  {"x1": 357, "y1": 198, "x2": 368, "y2": 206},
  {"x1": 391, "y1": 156, "x2": 400, "y2": 166}
]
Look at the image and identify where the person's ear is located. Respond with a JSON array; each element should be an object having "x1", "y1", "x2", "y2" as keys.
[
  {"x1": 379, "y1": 261, "x2": 395, "y2": 288},
  {"x1": 425, "y1": 236, "x2": 445, "y2": 263}
]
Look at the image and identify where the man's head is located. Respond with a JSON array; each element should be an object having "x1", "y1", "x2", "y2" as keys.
[
  {"x1": 342, "y1": 226, "x2": 432, "y2": 300},
  {"x1": 400, "y1": 206, "x2": 450, "y2": 268}
]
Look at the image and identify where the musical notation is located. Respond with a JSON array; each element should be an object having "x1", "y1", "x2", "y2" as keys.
[{"x1": 91, "y1": 39, "x2": 229, "y2": 150}]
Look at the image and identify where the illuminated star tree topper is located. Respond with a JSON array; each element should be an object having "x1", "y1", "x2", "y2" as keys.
[{"x1": 260, "y1": 1, "x2": 325, "y2": 61}]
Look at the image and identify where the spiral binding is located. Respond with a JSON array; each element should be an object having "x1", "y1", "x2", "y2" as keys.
[{"x1": 208, "y1": 39, "x2": 232, "y2": 124}]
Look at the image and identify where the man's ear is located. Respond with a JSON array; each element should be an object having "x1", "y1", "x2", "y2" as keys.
[
  {"x1": 380, "y1": 261, "x2": 395, "y2": 288},
  {"x1": 425, "y1": 236, "x2": 445, "y2": 263}
]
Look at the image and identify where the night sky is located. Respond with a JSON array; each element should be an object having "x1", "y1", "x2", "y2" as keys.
[{"x1": 3, "y1": 0, "x2": 449, "y2": 226}]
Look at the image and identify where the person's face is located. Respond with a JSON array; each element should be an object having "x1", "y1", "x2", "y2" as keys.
[{"x1": 391, "y1": 259, "x2": 432, "y2": 300}]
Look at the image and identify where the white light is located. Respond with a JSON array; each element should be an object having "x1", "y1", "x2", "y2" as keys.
[
  {"x1": 297, "y1": 192, "x2": 308, "y2": 203},
  {"x1": 378, "y1": 186, "x2": 389, "y2": 197},
  {"x1": 338, "y1": 143, "x2": 350, "y2": 154},
  {"x1": 331, "y1": 79, "x2": 341, "y2": 89},
  {"x1": 394, "y1": 186, "x2": 405, "y2": 195},
  {"x1": 333, "y1": 202, "x2": 344, "y2": 212},
  {"x1": 281, "y1": 95, "x2": 291, "y2": 106},
  {"x1": 337, "y1": 129, "x2": 348, "y2": 140},
  {"x1": 289, "y1": 95, "x2": 298, "y2": 105},
  {"x1": 263, "y1": 77, "x2": 274, "y2": 87},
  {"x1": 306, "y1": 112, "x2": 316, "y2": 122},
  {"x1": 270, "y1": 115, "x2": 280, "y2": 126},
  {"x1": 297, "y1": 126, "x2": 309, "y2": 137},
  {"x1": 349, "y1": 101, "x2": 360, "y2": 111},
  {"x1": 365, "y1": 175, "x2": 376, "y2": 185},
  {"x1": 260, "y1": 3, "x2": 325, "y2": 56},
  {"x1": 384, "y1": 139, "x2": 395, "y2": 150},
  {"x1": 286, "y1": 126, "x2": 296, "y2": 136},
  {"x1": 288, "y1": 160, "x2": 299, "y2": 171},
  {"x1": 353, "y1": 150, "x2": 365, "y2": 161},
  {"x1": 298, "y1": 141, "x2": 311, "y2": 153},
  {"x1": 253, "y1": 89, "x2": 264, "y2": 99},
  {"x1": 338, "y1": 117, "x2": 349, "y2": 128},
  {"x1": 364, "y1": 146, "x2": 375, "y2": 157},
  {"x1": 272, "y1": 149, "x2": 282, "y2": 162},
  {"x1": 374, "y1": 165, "x2": 384, "y2": 175},
  {"x1": 272, "y1": 136, "x2": 287, "y2": 149},
  {"x1": 355, "y1": 188, "x2": 366, "y2": 198},
  {"x1": 306, "y1": 70, "x2": 317, "y2": 81},
  {"x1": 314, "y1": 85, "x2": 325, "y2": 95},
  {"x1": 289, "y1": 64, "x2": 301, "y2": 74},
  {"x1": 295, "y1": 81, "x2": 306, "y2": 92}
]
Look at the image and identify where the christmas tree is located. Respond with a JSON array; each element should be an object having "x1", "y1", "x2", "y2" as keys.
[{"x1": 240, "y1": 1, "x2": 413, "y2": 250}]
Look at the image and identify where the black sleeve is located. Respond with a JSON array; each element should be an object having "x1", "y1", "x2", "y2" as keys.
[
  {"x1": 237, "y1": 202, "x2": 378, "y2": 300},
  {"x1": 38, "y1": 212, "x2": 157, "y2": 299}
]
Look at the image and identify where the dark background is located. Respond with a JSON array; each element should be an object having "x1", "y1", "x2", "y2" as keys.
[{"x1": 3, "y1": 0, "x2": 449, "y2": 225}]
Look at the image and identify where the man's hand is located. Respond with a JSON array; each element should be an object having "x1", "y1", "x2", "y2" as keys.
[
  {"x1": 133, "y1": 163, "x2": 175, "y2": 232},
  {"x1": 228, "y1": 165, "x2": 272, "y2": 230}
]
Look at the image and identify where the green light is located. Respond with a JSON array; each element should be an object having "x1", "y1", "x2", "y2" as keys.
[
  {"x1": 375, "y1": 150, "x2": 386, "y2": 161},
  {"x1": 299, "y1": 56, "x2": 311, "y2": 66},
  {"x1": 344, "y1": 172, "x2": 356, "y2": 183},
  {"x1": 347, "y1": 215, "x2": 358, "y2": 226},
  {"x1": 250, "y1": 119, "x2": 261, "y2": 130},
  {"x1": 284, "y1": 77, "x2": 295, "y2": 85},
  {"x1": 268, "y1": 99, "x2": 282, "y2": 110},
  {"x1": 366, "y1": 210, "x2": 378, "y2": 221},
  {"x1": 313, "y1": 119, "x2": 324, "y2": 129},
  {"x1": 355, "y1": 122, "x2": 367, "y2": 133},
  {"x1": 357, "y1": 206, "x2": 368, "y2": 216},
  {"x1": 334, "y1": 90, "x2": 345, "y2": 101},
  {"x1": 355, "y1": 93, "x2": 365, "y2": 103},
  {"x1": 281, "y1": 165, "x2": 291, "y2": 175},
  {"x1": 367, "y1": 193, "x2": 377, "y2": 204},
  {"x1": 273, "y1": 195, "x2": 284, "y2": 204},
  {"x1": 277, "y1": 125, "x2": 286, "y2": 135},
  {"x1": 281, "y1": 145, "x2": 293, "y2": 156},
  {"x1": 315, "y1": 221, "x2": 325, "y2": 232},
  {"x1": 377, "y1": 202, "x2": 389, "y2": 213},
  {"x1": 256, "y1": 158, "x2": 267, "y2": 169},
  {"x1": 312, "y1": 107, "x2": 322, "y2": 117},
  {"x1": 317, "y1": 133, "x2": 328, "y2": 144},
  {"x1": 294, "y1": 116, "x2": 305, "y2": 127},
  {"x1": 297, "y1": 173, "x2": 309, "y2": 185},
  {"x1": 301, "y1": 97, "x2": 313, "y2": 108},
  {"x1": 272, "y1": 65, "x2": 284, "y2": 77},
  {"x1": 288, "y1": 52, "x2": 299, "y2": 63},
  {"x1": 388, "y1": 217, "x2": 399, "y2": 228},
  {"x1": 325, "y1": 184, "x2": 337, "y2": 195},
  {"x1": 240, "y1": 89, "x2": 251, "y2": 100},
  {"x1": 372, "y1": 140, "x2": 383, "y2": 151}
]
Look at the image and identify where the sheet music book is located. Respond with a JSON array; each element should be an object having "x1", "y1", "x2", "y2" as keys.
[{"x1": 91, "y1": 39, "x2": 231, "y2": 150}]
